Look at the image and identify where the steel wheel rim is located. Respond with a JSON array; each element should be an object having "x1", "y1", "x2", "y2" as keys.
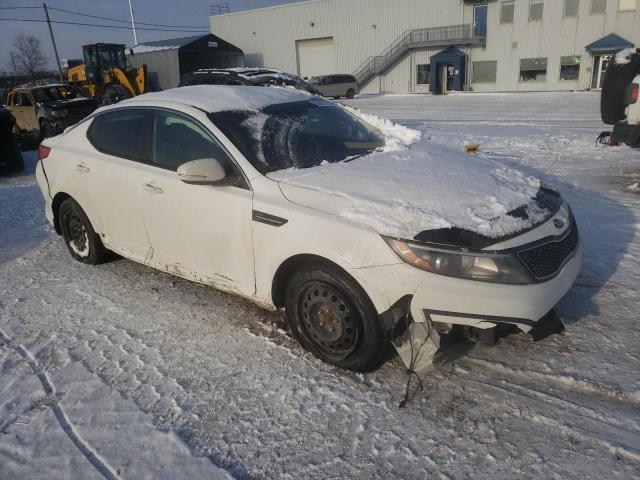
[
  {"x1": 299, "y1": 282, "x2": 360, "y2": 359},
  {"x1": 67, "y1": 213, "x2": 90, "y2": 258}
]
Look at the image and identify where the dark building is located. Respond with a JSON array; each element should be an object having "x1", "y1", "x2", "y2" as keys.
[{"x1": 128, "y1": 34, "x2": 244, "y2": 91}]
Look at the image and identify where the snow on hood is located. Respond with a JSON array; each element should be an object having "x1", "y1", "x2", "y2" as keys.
[
  {"x1": 269, "y1": 111, "x2": 545, "y2": 240},
  {"x1": 124, "y1": 85, "x2": 311, "y2": 113}
]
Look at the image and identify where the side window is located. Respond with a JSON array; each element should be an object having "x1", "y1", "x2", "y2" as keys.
[
  {"x1": 89, "y1": 109, "x2": 150, "y2": 160},
  {"x1": 19, "y1": 93, "x2": 33, "y2": 107},
  {"x1": 7, "y1": 93, "x2": 15, "y2": 106},
  {"x1": 151, "y1": 110, "x2": 234, "y2": 173}
]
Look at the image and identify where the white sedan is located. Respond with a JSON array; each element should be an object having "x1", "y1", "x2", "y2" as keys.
[{"x1": 35, "y1": 86, "x2": 582, "y2": 372}]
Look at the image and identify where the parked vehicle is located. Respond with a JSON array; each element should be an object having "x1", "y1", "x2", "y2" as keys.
[
  {"x1": 307, "y1": 74, "x2": 359, "y2": 99},
  {"x1": 0, "y1": 107, "x2": 24, "y2": 174},
  {"x1": 6, "y1": 84, "x2": 97, "y2": 141},
  {"x1": 35, "y1": 86, "x2": 581, "y2": 372},
  {"x1": 179, "y1": 68, "x2": 321, "y2": 95},
  {"x1": 601, "y1": 48, "x2": 640, "y2": 148},
  {"x1": 67, "y1": 43, "x2": 148, "y2": 105}
]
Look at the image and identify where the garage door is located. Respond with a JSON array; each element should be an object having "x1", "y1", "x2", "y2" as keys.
[{"x1": 296, "y1": 37, "x2": 335, "y2": 79}]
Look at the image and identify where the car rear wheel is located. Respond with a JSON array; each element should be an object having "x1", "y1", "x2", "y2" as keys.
[
  {"x1": 59, "y1": 198, "x2": 106, "y2": 264},
  {"x1": 284, "y1": 263, "x2": 386, "y2": 372},
  {"x1": 346, "y1": 88, "x2": 355, "y2": 99}
]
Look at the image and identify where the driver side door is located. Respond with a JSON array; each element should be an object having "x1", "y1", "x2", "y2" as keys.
[{"x1": 139, "y1": 108, "x2": 256, "y2": 296}]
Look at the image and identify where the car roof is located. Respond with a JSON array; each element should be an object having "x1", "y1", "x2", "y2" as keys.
[{"x1": 121, "y1": 85, "x2": 312, "y2": 113}]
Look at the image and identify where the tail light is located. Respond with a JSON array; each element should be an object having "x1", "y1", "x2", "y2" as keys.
[
  {"x1": 38, "y1": 144, "x2": 51, "y2": 160},
  {"x1": 630, "y1": 84, "x2": 639, "y2": 104}
]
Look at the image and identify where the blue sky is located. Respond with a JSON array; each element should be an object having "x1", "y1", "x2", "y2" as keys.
[{"x1": 0, "y1": 0, "x2": 299, "y2": 72}]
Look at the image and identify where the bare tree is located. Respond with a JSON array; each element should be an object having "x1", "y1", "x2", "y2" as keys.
[{"x1": 9, "y1": 34, "x2": 48, "y2": 78}]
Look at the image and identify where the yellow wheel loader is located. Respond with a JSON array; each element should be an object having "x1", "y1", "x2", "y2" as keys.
[{"x1": 67, "y1": 43, "x2": 147, "y2": 105}]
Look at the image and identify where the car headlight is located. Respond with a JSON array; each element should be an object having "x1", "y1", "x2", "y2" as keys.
[
  {"x1": 383, "y1": 237, "x2": 532, "y2": 285},
  {"x1": 50, "y1": 109, "x2": 68, "y2": 118}
]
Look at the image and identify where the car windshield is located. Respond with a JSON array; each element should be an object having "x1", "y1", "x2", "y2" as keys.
[
  {"x1": 31, "y1": 87, "x2": 65, "y2": 103},
  {"x1": 307, "y1": 77, "x2": 321, "y2": 85},
  {"x1": 208, "y1": 99, "x2": 385, "y2": 174}
]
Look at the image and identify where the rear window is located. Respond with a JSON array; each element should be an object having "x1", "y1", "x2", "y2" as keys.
[{"x1": 88, "y1": 109, "x2": 149, "y2": 160}]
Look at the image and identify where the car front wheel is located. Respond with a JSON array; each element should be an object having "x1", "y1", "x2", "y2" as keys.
[
  {"x1": 59, "y1": 198, "x2": 107, "y2": 264},
  {"x1": 284, "y1": 263, "x2": 386, "y2": 372}
]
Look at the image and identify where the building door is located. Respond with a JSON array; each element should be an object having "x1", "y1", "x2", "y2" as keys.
[
  {"x1": 296, "y1": 37, "x2": 335, "y2": 79},
  {"x1": 439, "y1": 64, "x2": 455, "y2": 94},
  {"x1": 591, "y1": 55, "x2": 612, "y2": 89},
  {"x1": 474, "y1": 3, "x2": 488, "y2": 38}
]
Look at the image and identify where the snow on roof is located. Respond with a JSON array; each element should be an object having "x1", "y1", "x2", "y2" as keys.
[
  {"x1": 614, "y1": 48, "x2": 637, "y2": 65},
  {"x1": 131, "y1": 35, "x2": 203, "y2": 53},
  {"x1": 123, "y1": 85, "x2": 312, "y2": 112}
]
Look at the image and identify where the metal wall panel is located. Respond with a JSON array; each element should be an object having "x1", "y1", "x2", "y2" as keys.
[{"x1": 211, "y1": 0, "x2": 640, "y2": 93}]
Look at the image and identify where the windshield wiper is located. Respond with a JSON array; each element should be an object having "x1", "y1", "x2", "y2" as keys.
[{"x1": 342, "y1": 148, "x2": 383, "y2": 163}]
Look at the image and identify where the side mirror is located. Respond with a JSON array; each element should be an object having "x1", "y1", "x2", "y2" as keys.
[{"x1": 177, "y1": 158, "x2": 229, "y2": 185}]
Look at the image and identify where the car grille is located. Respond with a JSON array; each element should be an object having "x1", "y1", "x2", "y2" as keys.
[{"x1": 518, "y1": 220, "x2": 579, "y2": 280}]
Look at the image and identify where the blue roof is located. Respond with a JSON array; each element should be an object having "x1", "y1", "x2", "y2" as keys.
[{"x1": 585, "y1": 33, "x2": 633, "y2": 53}]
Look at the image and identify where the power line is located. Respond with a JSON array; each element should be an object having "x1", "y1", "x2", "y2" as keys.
[
  {"x1": 48, "y1": 6, "x2": 207, "y2": 29},
  {"x1": 0, "y1": 18, "x2": 209, "y2": 33}
]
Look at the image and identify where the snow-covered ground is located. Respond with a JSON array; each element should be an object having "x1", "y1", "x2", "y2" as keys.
[{"x1": 1, "y1": 91, "x2": 639, "y2": 479}]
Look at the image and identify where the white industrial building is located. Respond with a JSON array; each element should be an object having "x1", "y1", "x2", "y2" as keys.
[{"x1": 210, "y1": 0, "x2": 640, "y2": 94}]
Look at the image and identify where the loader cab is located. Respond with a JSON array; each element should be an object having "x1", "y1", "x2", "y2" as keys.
[{"x1": 82, "y1": 43, "x2": 127, "y2": 82}]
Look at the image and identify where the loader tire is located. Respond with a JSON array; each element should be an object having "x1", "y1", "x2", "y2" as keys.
[{"x1": 102, "y1": 85, "x2": 131, "y2": 106}]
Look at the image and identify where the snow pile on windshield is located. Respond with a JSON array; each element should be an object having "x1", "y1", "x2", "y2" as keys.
[
  {"x1": 271, "y1": 141, "x2": 544, "y2": 239},
  {"x1": 614, "y1": 48, "x2": 636, "y2": 65},
  {"x1": 345, "y1": 105, "x2": 422, "y2": 151},
  {"x1": 127, "y1": 85, "x2": 311, "y2": 113}
]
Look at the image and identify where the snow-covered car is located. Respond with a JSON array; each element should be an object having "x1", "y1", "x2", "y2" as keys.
[
  {"x1": 179, "y1": 68, "x2": 322, "y2": 95},
  {"x1": 602, "y1": 48, "x2": 640, "y2": 148},
  {"x1": 35, "y1": 86, "x2": 582, "y2": 372}
]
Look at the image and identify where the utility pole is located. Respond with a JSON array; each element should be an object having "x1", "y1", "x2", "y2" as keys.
[
  {"x1": 128, "y1": 0, "x2": 138, "y2": 45},
  {"x1": 43, "y1": 3, "x2": 64, "y2": 83}
]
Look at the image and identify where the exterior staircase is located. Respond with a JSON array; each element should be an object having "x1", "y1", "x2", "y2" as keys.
[{"x1": 353, "y1": 24, "x2": 486, "y2": 87}]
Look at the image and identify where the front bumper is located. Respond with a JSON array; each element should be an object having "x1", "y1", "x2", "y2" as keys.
[{"x1": 354, "y1": 239, "x2": 583, "y2": 334}]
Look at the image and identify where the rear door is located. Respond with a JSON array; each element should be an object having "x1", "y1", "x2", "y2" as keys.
[
  {"x1": 10, "y1": 92, "x2": 37, "y2": 132},
  {"x1": 138, "y1": 108, "x2": 255, "y2": 295},
  {"x1": 87, "y1": 108, "x2": 153, "y2": 263}
]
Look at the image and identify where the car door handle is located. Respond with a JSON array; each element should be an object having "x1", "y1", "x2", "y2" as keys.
[
  {"x1": 75, "y1": 164, "x2": 90, "y2": 173},
  {"x1": 143, "y1": 183, "x2": 163, "y2": 194}
]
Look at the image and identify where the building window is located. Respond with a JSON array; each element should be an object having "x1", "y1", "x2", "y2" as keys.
[
  {"x1": 590, "y1": 0, "x2": 607, "y2": 13},
  {"x1": 529, "y1": 0, "x2": 544, "y2": 20},
  {"x1": 473, "y1": 61, "x2": 498, "y2": 83},
  {"x1": 520, "y1": 58, "x2": 548, "y2": 82},
  {"x1": 619, "y1": 0, "x2": 637, "y2": 11},
  {"x1": 564, "y1": 0, "x2": 580, "y2": 16},
  {"x1": 417, "y1": 64, "x2": 430, "y2": 85},
  {"x1": 560, "y1": 56, "x2": 581, "y2": 80},
  {"x1": 501, "y1": 0, "x2": 515, "y2": 23}
]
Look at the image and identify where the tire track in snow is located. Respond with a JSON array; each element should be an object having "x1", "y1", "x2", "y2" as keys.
[
  {"x1": 456, "y1": 358, "x2": 640, "y2": 463},
  {"x1": 0, "y1": 329, "x2": 121, "y2": 480}
]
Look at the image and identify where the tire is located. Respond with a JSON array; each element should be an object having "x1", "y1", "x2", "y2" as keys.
[
  {"x1": 58, "y1": 198, "x2": 107, "y2": 265},
  {"x1": 346, "y1": 88, "x2": 355, "y2": 99},
  {"x1": 102, "y1": 84, "x2": 131, "y2": 106},
  {"x1": 284, "y1": 262, "x2": 386, "y2": 372}
]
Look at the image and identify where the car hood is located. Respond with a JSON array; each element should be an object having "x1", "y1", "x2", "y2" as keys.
[
  {"x1": 269, "y1": 140, "x2": 555, "y2": 245},
  {"x1": 42, "y1": 97, "x2": 97, "y2": 110}
]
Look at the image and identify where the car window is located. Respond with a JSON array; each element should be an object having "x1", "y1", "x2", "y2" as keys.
[
  {"x1": 89, "y1": 109, "x2": 150, "y2": 160},
  {"x1": 18, "y1": 93, "x2": 33, "y2": 107},
  {"x1": 152, "y1": 110, "x2": 234, "y2": 172},
  {"x1": 208, "y1": 99, "x2": 385, "y2": 174}
]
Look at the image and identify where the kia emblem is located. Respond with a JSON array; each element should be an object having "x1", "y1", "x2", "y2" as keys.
[{"x1": 553, "y1": 218, "x2": 565, "y2": 229}]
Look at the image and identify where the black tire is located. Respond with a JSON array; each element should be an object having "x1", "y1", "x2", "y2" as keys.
[
  {"x1": 346, "y1": 88, "x2": 355, "y2": 99},
  {"x1": 102, "y1": 84, "x2": 131, "y2": 106},
  {"x1": 284, "y1": 262, "x2": 386, "y2": 372},
  {"x1": 601, "y1": 53, "x2": 640, "y2": 125},
  {"x1": 59, "y1": 198, "x2": 107, "y2": 265}
]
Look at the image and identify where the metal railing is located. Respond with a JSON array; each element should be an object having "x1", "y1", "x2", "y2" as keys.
[{"x1": 353, "y1": 24, "x2": 485, "y2": 86}]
